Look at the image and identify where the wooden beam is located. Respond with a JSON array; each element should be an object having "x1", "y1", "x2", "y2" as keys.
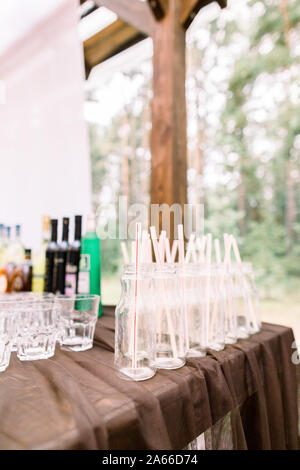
[
  {"x1": 150, "y1": 0, "x2": 187, "y2": 235},
  {"x1": 94, "y1": 0, "x2": 155, "y2": 36},
  {"x1": 84, "y1": 19, "x2": 146, "y2": 78},
  {"x1": 147, "y1": 0, "x2": 168, "y2": 20},
  {"x1": 181, "y1": 0, "x2": 227, "y2": 29}
]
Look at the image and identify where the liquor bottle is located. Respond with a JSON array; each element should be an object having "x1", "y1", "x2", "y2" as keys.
[
  {"x1": 8, "y1": 225, "x2": 25, "y2": 265},
  {"x1": 32, "y1": 216, "x2": 51, "y2": 292},
  {"x1": 78, "y1": 214, "x2": 102, "y2": 316},
  {"x1": 44, "y1": 219, "x2": 58, "y2": 293},
  {"x1": 53, "y1": 217, "x2": 69, "y2": 294},
  {"x1": 65, "y1": 215, "x2": 82, "y2": 295},
  {"x1": 4, "y1": 226, "x2": 12, "y2": 264},
  {"x1": 23, "y1": 249, "x2": 33, "y2": 292},
  {"x1": 0, "y1": 224, "x2": 5, "y2": 268},
  {"x1": 9, "y1": 264, "x2": 25, "y2": 293}
]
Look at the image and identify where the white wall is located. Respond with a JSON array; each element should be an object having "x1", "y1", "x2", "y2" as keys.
[{"x1": 0, "y1": 0, "x2": 92, "y2": 248}]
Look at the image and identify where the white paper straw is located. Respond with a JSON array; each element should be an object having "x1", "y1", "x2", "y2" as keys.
[
  {"x1": 214, "y1": 238, "x2": 222, "y2": 264},
  {"x1": 196, "y1": 236, "x2": 206, "y2": 263},
  {"x1": 132, "y1": 222, "x2": 141, "y2": 369},
  {"x1": 165, "y1": 237, "x2": 171, "y2": 263},
  {"x1": 178, "y1": 224, "x2": 190, "y2": 351},
  {"x1": 185, "y1": 233, "x2": 196, "y2": 263},
  {"x1": 230, "y1": 235, "x2": 258, "y2": 331},
  {"x1": 159, "y1": 231, "x2": 166, "y2": 262},
  {"x1": 170, "y1": 240, "x2": 178, "y2": 263},
  {"x1": 150, "y1": 226, "x2": 178, "y2": 358},
  {"x1": 205, "y1": 233, "x2": 212, "y2": 347},
  {"x1": 120, "y1": 242, "x2": 129, "y2": 264}
]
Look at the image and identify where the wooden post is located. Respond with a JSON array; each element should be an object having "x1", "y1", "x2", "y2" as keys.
[
  {"x1": 83, "y1": 0, "x2": 227, "y2": 237},
  {"x1": 150, "y1": 0, "x2": 187, "y2": 236}
]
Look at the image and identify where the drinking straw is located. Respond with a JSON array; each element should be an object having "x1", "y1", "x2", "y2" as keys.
[
  {"x1": 230, "y1": 235, "x2": 259, "y2": 331},
  {"x1": 132, "y1": 222, "x2": 141, "y2": 370},
  {"x1": 214, "y1": 239, "x2": 222, "y2": 264},
  {"x1": 120, "y1": 242, "x2": 129, "y2": 264},
  {"x1": 223, "y1": 233, "x2": 235, "y2": 332},
  {"x1": 150, "y1": 226, "x2": 178, "y2": 358},
  {"x1": 131, "y1": 241, "x2": 136, "y2": 263},
  {"x1": 178, "y1": 224, "x2": 190, "y2": 351},
  {"x1": 159, "y1": 231, "x2": 166, "y2": 262},
  {"x1": 170, "y1": 240, "x2": 178, "y2": 263},
  {"x1": 205, "y1": 233, "x2": 212, "y2": 347},
  {"x1": 185, "y1": 233, "x2": 196, "y2": 263},
  {"x1": 196, "y1": 236, "x2": 206, "y2": 263},
  {"x1": 141, "y1": 230, "x2": 148, "y2": 263},
  {"x1": 165, "y1": 237, "x2": 171, "y2": 263}
]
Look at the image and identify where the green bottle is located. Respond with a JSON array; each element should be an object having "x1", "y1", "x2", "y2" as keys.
[{"x1": 78, "y1": 214, "x2": 102, "y2": 317}]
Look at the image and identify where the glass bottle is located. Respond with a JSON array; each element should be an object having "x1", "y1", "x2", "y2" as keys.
[
  {"x1": 53, "y1": 217, "x2": 69, "y2": 294},
  {"x1": 65, "y1": 215, "x2": 82, "y2": 295},
  {"x1": 230, "y1": 264, "x2": 251, "y2": 339},
  {"x1": 32, "y1": 216, "x2": 51, "y2": 293},
  {"x1": 177, "y1": 263, "x2": 206, "y2": 357},
  {"x1": 241, "y1": 262, "x2": 261, "y2": 334},
  {"x1": 206, "y1": 264, "x2": 225, "y2": 351},
  {"x1": 44, "y1": 219, "x2": 58, "y2": 293},
  {"x1": 9, "y1": 225, "x2": 25, "y2": 265},
  {"x1": 115, "y1": 264, "x2": 156, "y2": 381},
  {"x1": 153, "y1": 264, "x2": 186, "y2": 369},
  {"x1": 78, "y1": 214, "x2": 102, "y2": 317}
]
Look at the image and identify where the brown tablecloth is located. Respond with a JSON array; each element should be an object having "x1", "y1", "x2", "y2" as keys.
[{"x1": 0, "y1": 307, "x2": 298, "y2": 450}]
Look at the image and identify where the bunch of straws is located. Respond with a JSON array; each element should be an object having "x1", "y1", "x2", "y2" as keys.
[{"x1": 115, "y1": 224, "x2": 261, "y2": 381}]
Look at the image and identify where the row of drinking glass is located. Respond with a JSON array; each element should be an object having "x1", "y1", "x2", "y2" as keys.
[
  {"x1": 0, "y1": 293, "x2": 100, "y2": 372},
  {"x1": 114, "y1": 261, "x2": 261, "y2": 381}
]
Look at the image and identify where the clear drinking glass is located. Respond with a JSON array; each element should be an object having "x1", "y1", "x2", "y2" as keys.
[
  {"x1": 115, "y1": 264, "x2": 156, "y2": 381},
  {"x1": 178, "y1": 264, "x2": 206, "y2": 357},
  {"x1": 153, "y1": 264, "x2": 186, "y2": 369},
  {"x1": 16, "y1": 301, "x2": 60, "y2": 361},
  {"x1": 0, "y1": 309, "x2": 15, "y2": 371},
  {"x1": 207, "y1": 265, "x2": 225, "y2": 351},
  {"x1": 56, "y1": 294, "x2": 100, "y2": 352},
  {"x1": 0, "y1": 293, "x2": 55, "y2": 351}
]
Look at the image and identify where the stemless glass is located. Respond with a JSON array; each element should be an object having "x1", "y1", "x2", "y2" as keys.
[
  {"x1": 178, "y1": 263, "x2": 206, "y2": 357},
  {"x1": 153, "y1": 264, "x2": 186, "y2": 370},
  {"x1": 16, "y1": 301, "x2": 60, "y2": 361},
  {"x1": 56, "y1": 294, "x2": 100, "y2": 352},
  {"x1": 115, "y1": 264, "x2": 156, "y2": 381},
  {"x1": 0, "y1": 309, "x2": 15, "y2": 371}
]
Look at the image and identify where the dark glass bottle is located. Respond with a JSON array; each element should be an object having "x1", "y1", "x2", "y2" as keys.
[
  {"x1": 53, "y1": 217, "x2": 69, "y2": 294},
  {"x1": 44, "y1": 219, "x2": 58, "y2": 293},
  {"x1": 23, "y1": 249, "x2": 33, "y2": 292},
  {"x1": 65, "y1": 215, "x2": 82, "y2": 295}
]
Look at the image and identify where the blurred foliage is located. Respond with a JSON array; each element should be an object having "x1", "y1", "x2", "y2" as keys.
[{"x1": 87, "y1": 0, "x2": 300, "y2": 301}]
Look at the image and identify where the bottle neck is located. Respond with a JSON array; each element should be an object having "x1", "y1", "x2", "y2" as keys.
[
  {"x1": 62, "y1": 219, "x2": 69, "y2": 242},
  {"x1": 51, "y1": 220, "x2": 58, "y2": 243},
  {"x1": 74, "y1": 216, "x2": 82, "y2": 241}
]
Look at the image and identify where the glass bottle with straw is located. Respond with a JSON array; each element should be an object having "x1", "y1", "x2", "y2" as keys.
[
  {"x1": 115, "y1": 223, "x2": 156, "y2": 381},
  {"x1": 151, "y1": 227, "x2": 186, "y2": 369}
]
